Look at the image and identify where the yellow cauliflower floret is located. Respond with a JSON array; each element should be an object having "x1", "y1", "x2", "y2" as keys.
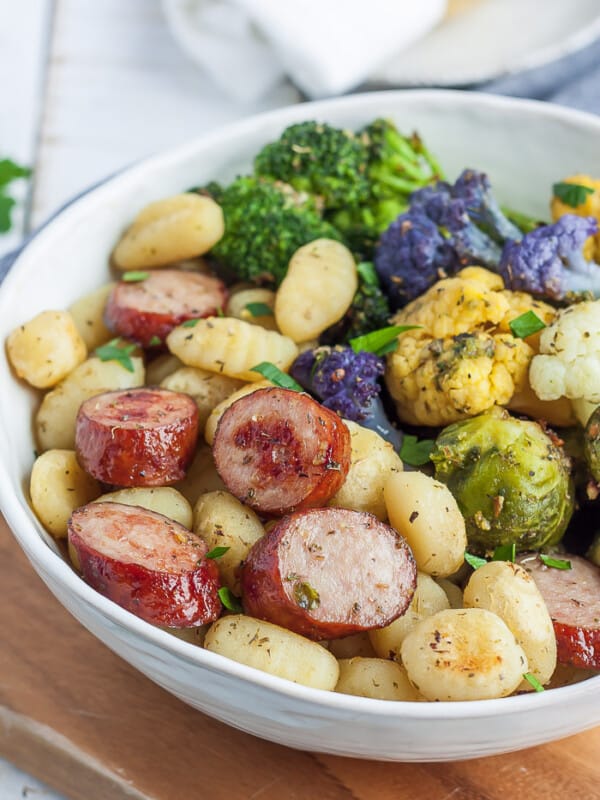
[
  {"x1": 386, "y1": 268, "x2": 573, "y2": 427},
  {"x1": 551, "y1": 174, "x2": 600, "y2": 260},
  {"x1": 387, "y1": 329, "x2": 531, "y2": 426},
  {"x1": 396, "y1": 266, "x2": 508, "y2": 339}
]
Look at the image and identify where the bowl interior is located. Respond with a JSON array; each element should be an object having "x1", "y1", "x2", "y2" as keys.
[{"x1": 1, "y1": 89, "x2": 600, "y2": 758}]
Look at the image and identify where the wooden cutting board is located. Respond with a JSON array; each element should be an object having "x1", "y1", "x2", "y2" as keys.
[{"x1": 2, "y1": 516, "x2": 600, "y2": 800}]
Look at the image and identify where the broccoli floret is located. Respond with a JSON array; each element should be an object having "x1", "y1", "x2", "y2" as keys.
[
  {"x1": 498, "y1": 214, "x2": 600, "y2": 300},
  {"x1": 330, "y1": 120, "x2": 442, "y2": 257},
  {"x1": 290, "y1": 346, "x2": 403, "y2": 449},
  {"x1": 208, "y1": 176, "x2": 342, "y2": 285},
  {"x1": 375, "y1": 169, "x2": 521, "y2": 309},
  {"x1": 363, "y1": 119, "x2": 443, "y2": 200},
  {"x1": 320, "y1": 262, "x2": 391, "y2": 344},
  {"x1": 374, "y1": 210, "x2": 458, "y2": 310},
  {"x1": 253, "y1": 121, "x2": 370, "y2": 211}
]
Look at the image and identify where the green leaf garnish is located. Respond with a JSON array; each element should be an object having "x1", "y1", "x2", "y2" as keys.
[
  {"x1": 509, "y1": 311, "x2": 546, "y2": 339},
  {"x1": 250, "y1": 362, "x2": 303, "y2": 391},
  {"x1": 464, "y1": 552, "x2": 488, "y2": 570},
  {"x1": 95, "y1": 338, "x2": 137, "y2": 373},
  {"x1": 399, "y1": 435, "x2": 435, "y2": 467},
  {"x1": 492, "y1": 543, "x2": 516, "y2": 562},
  {"x1": 206, "y1": 546, "x2": 230, "y2": 559},
  {"x1": 245, "y1": 302, "x2": 273, "y2": 317},
  {"x1": 217, "y1": 587, "x2": 242, "y2": 613},
  {"x1": 523, "y1": 672, "x2": 545, "y2": 692},
  {"x1": 181, "y1": 318, "x2": 200, "y2": 328},
  {"x1": 0, "y1": 158, "x2": 32, "y2": 233},
  {"x1": 121, "y1": 270, "x2": 149, "y2": 282},
  {"x1": 553, "y1": 181, "x2": 595, "y2": 208},
  {"x1": 356, "y1": 261, "x2": 379, "y2": 287},
  {"x1": 539, "y1": 554, "x2": 572, "y2": 570},
  {"x1": 349, "y1": 324, "x2": 421, "y2": 357},
  {"x1": 148, "y1": 335, "x2": 162, "y2": 347},
  {"x1": 294, "y1": 581, "x2": 321, "y2": 611}
]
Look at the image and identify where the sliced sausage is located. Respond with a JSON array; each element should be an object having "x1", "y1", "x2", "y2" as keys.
[
  {"x1": 518, "y1": 553, "x2": 600, "y2": 670},
  {"x1": 76, "y1": 387, "x2": 199, "y2": 486},
  {"x1": 240, "y1": 508, "x2": 417, "y2": 640},
  {"x1": 68, "y1": 501, "x2": 221, "y2": 627},
  {"x1": 212, "y1": 387, "x2": 351, "y2": 516},
  {"x1": 104, "y1": 270, "x2": 227, "y2": 347}
]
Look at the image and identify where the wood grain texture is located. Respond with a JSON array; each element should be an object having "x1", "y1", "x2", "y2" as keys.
[{"x1": 1, "y1": 516, "x2": 600, "y2": 800}]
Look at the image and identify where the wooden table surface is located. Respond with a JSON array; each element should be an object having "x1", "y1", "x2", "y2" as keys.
[{"x1": 2, "y1": 3, "x2": 600, "y2": 798}]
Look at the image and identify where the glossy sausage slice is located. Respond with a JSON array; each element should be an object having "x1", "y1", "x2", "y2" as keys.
[
  {"x1": 518, "y1": 553, "x2": 600, "y2": 670},
  {"x1": 241, "y1": 508, "x2": 417, "y2": 640},
  {"x1": 104, "y1": 269, "x2": 227, "y2": 347},
  {"x1": 212, "y1": 387, "x2": 351, "y2": 516},
  {"x1": 76, "y1": 387, "x2": 199, "y2": 486},
  {"x1": 68, "y1": 501, "x2": 221, "y2": 627}
]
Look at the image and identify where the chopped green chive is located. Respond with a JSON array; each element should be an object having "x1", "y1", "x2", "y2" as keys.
[
  {"x1": 205, "y1": 546, "x2": 230, "y2": 560},
  {"x1": 95, "y1": 338, "x2": 137, "y2": 373},
  {"x1": 539, "y1": 554, "x2": 572, "y2": 570},
  {"x1": 148, "y1": 335, "x2": 162, "y2": 347},
  {"x1": 217, "y1": 587, "x2": 242, "y2": 613},
  {"x1": 492, "y1": 543, "x2": 516, "y2": 562},
  {"x1": 121, "y1": 270, "x2": 149, "y2": 282},
  {"x1": 181, "y1": 318, "x2": 200, "y2": 328},
  {"x1": 553, "y1": 181, "x2": 595, "y2": 208},
  {"x1": 349, "y1": 324, "x2": 421, "y2": 357},
  {"x1": 523, "y1": 672, "x2": 545, "y2": 692},
  {"x1": 245, "y1": 302, "x2": 273, "y2": 317},
  {"x1": 464, "y1": 552, "x2": 488, "y2": 570},
  {"x1": 509, "y1": 310, "x2": 546, "y2": 339},
  {"x1": 356, "y1": 261, "x2": 379, "y2": 287},
  {"x1": 399, "y1": 434, "x2": 435, "y2": 467},
  {"x1": 250, "y1": 362, "x2": 303, "y2": 391},
  {"x1": 294, "y1": 581, "x2": 320, "y2": 611}
]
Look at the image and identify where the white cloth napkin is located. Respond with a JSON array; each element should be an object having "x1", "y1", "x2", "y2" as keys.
[{"x1": 163, "y1": 0, "x2": 447, "y2": 102}]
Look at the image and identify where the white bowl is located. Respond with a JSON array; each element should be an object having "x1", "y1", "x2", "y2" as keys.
[{"x1": 1, "y1": 90, "x2": 599, "y2": 762}]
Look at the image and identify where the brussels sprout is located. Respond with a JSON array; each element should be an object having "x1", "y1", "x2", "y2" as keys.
[
  {"x1": 431, "y1": 408, "x2": 574, "y2": 553},
  {"x1": 584, "y1": 406, "x2": 600, "y2": 482}
]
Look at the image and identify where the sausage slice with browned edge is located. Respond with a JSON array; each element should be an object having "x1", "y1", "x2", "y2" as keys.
[
  {"x1": 518, "y1": 553, "x2": 600, "y2": 670},
  {"x1": 212, "y1": 387, "x2": 351, "y2": 516},
  {"x1": 241, "y1": 508, "x2": 417, "y2": 640},
  {"x1": 76, "y1": 387, "x2": 198, "y2": 486},
  {"x1": 68, "y1": 502, "x2": 221, "y2": 627},
  {"x1": 105, "y1": 269, "x2": 227, "y2": 347}
]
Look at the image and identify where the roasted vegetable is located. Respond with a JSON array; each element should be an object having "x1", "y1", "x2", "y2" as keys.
[
  {"x1": 290, "y1": 345, "x2": 402, "y2": 449},
  {"x1": 206, "y1": 176, "x2": 342, "y2": 285},
  {"x1": 529, "y1": 299, "x2": 600, "y2": 406},
  {"x1": 384, "y1": 267, "x2": 568, "y2": 427},
  {"x1": 375, "y1": 170, "x2": 521, "y2": 309},
  {"x1": 499, "y1": 214, "x2": 600, "y2": 301},
  {"x1": 551, "y1": 174, "x2": 600, "y2": 259},
  {"x1": 320, "y1": 262, "x2": 391, "y2": 344},
  {"x1": 584, "y1": 406, "x2": 600, "y2": 482},
  {"x1": 331, "y1": 119, "x2": 442, "y2": 256},
  {"x1": 254, "y1": 121, "x2": 370, "y2": 211},
  {"x1": 431, "y1": 408, "x2": 574, "y2": 553}
]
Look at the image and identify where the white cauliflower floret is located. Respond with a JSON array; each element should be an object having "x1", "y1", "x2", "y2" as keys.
[{"x1": 530, "y1": 301, "x2": 600, "y2": 403}]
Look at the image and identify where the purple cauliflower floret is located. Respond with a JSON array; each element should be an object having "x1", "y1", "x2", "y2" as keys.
[
  {"x1": 452, "y1": 169, "x2": 522, "y2": 242},
  {"x1": 410, "y1": 182, "x2": 503, "y2": 267},
  {"x1": 374, "y1": 210, "x2": 458, "y2": 310},
  {"x1": 290, "y1": 346, "x2": 403, "y2": 449},
  {"x1": 375, "y1": 169, "x2": 517, "y2": 309},
  {"x1": 498, "y1": 214, "x2": 600, "y2": 300}
]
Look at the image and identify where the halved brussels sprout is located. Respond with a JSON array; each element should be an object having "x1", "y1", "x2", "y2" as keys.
[{"x1": 431, "y1": 408, "x2": 574, "y2": 553}]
